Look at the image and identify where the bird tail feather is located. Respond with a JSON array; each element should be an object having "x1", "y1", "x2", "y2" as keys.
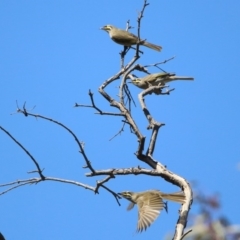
[
  {"x1": 161, "y1": 191, "x2": 186, "y2": 204},
  {"x1": 169, "y1": 76, "x2": 194, "y2": 81},
  {"x1": 143, "y1": 41, "x2": 162, "y2": 52}
]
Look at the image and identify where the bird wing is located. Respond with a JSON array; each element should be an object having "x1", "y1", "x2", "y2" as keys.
[
  {"x1": 136, "y1": 193, "x2": 165, "y2": 232},
  {"x1": 111, "y1": 29, "x2": 139, "y2": 46},
  {"x1": 142, "y1": 73, "x2": 174, "y2": 83},
  {"x1": 127, "y1": 202, "x2": 135, "y2": 211}
]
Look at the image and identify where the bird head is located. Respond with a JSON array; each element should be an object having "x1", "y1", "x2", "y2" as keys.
[
  {"x1": 129, "y1": 78, "x2": 148, "y2": 89},
  {"x1": 118, "y1": 191, "x2": 134, "y2": 200},
  {"x1": 130, "y1": 79, "x2": 141, "y2": 86},
  {"x1": 100, "y1": 25, "x2": 114, "y2": 33}
]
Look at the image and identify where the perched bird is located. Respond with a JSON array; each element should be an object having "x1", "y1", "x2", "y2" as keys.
[
  {"x1": 129, "y1": 72, "x2": 194, "y2": 94},
  {"x1": 101, "y1": 25, "x2": 162, "y2": 52},
  {"x1": 119, "y1": 190, "x2": 185, "y2": 232}
]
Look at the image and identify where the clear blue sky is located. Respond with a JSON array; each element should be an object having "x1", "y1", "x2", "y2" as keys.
[{"x1": 1, "y1": 1, "x2": 240, "y2": 239}]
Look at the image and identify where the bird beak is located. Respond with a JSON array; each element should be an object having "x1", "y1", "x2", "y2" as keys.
[{"x1": 100, "y1": 26, "x2": 106, "y2": 30}]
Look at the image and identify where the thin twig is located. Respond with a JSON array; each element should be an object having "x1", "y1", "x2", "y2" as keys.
[
  {"x1": 144, "y1": 56, "x2": 176, "y2": 68},
  {"x1": 180, "y1": 229, "x2": 193, "y2": 240},
  {"x1": 0, "y1": 125, "x2": 45, "y2": 179},
  {"x1": 101, "y1": 185, "x2": 121, "y2": 206},
  {"x1": 109, "y1": 122, "x2": 126, "y2": 141}
]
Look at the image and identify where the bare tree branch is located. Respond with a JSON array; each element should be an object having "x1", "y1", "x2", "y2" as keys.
[
  {"x1": 0, "y1": 125, "x2": 45, "y2": 179},
  {"x1": 15, "y1": 104, "x2": 96, "y2": 173},
  {"x1": 144, "y1": 55, "x2": 176, "y2": 70},
  {"x1": 75, "y1": 90, "x2": 124, "y2": 116},
  {"x1": 9, "y1": 104, "x2": 123, "y2": 202},
  {"x1": 109, "y1": 122, "x2": 126, "y2": 141}
]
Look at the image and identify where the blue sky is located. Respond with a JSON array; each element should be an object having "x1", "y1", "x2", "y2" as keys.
[{"x1": 0, "y1": 1, "x2": 240, "y2": 239}]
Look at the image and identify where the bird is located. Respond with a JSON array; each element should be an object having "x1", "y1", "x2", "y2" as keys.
[
  {"x1": 118, "y1": 190, "x2": 185, "y2": 232},
  {"x1": 129, "y1": 72, "x2": 194, "y2": 94},
  {"x1": 100, "y1": 25, "x2": 162, "y2": 52},
  {"x1": 130, "y1": 72, "x2": 194, "y2": 89}
]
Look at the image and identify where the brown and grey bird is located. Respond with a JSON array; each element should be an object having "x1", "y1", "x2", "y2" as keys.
[
  {"x1": 101, "y1": 25, "x2": 162, "y2": 52},
  {"x1": 129, "y1": 72, "x2": 194, "y2": 94},
  {"x1": 119, "y1": 190, "x2": 185, "y2": 232}
]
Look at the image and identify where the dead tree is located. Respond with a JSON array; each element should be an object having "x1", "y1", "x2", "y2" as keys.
[{"x1": 0, "y1": 1, "x2": 193, "y2": 239}]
